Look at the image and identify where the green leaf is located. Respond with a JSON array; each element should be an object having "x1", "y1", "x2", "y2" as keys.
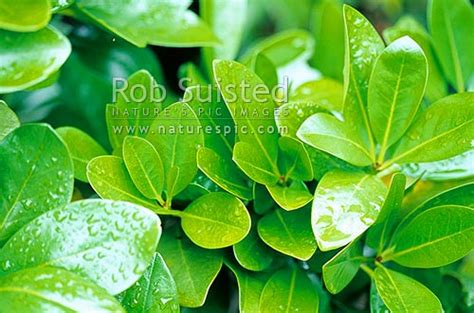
[
  {"x1": 0, "y1": 100, "x2": 19, "y2": 141},
  {"x1": 75, "y1": 0, "x2": 219, "y2": 48},
  {"x1": 322, "y1": 238, "x2": 363, "y2": 294},
  {"x1": 384, "y1": 205, "x2": 474, "y2": 268},
  {"x1": 120, "y1": 253, "x2": 179, "y2": 313},
  {"x1": 87, "y1": 155, "x2": 159, "y2": 210},
  {"x1": 241, "y1": 29, "x2": 314, "y2": 67},
  {"x1": 0, "y1": 267, "x2": 125, "y2": 313},
  {"x1": 0, "y1": 199, "x2": 161, "y2": 295},
  {"x1": 266, "y1": 180, "x2": 313, "y2": 211},
  {"x1": 388, "y1": 93, "x2": 474, "y2": 166},
  {"x1": 253, "y1": 183, "x2": 274, "y2": 215},
  {"x1": 233, "y1": 226, "x2": 275, "y2": 271},
  {"x1": 310, "y1": 0, "x2": 345, "y2": 81},
  {"x1": 384, "y1": 16, "x2": 447, "y2": 102},
  {"x1": 0, "y1": 26, "x2": 71, "y2": 93},
  {"x1": 123, "y1": 136, "x2": 165, "y2": 202},
  {"x1": 56, "y1": 127, "x2": 107, "y2": 182},
  {"x1": 185, "y1": 86, "x2": 252, "y2": 200},
  {"x1": 201, "y1": 0, "x2": 247, "y2": 75},
  {"x1": 245, "y1": 53, "x2": 278, "y2": 90},
  {"x1": 158, "y1": 229, "x2": 223, "y2": 308},
  {"x1": 278, "y1": 136, "x2": 313, "y2": 181},
  {"x1": 181, "y1": 192, "x2": 251, "y2": 249},
  {"x1": 259, "y1": 266, "x2": 319, "y2": 313},
  {"x1": 429, "y1": 0, "x2": 474, "y2": 92},
  {"x1": 214, "y1": 60, "x2": 281, "y2": 184},
  {"x1": 368, "y1": 36, "x2": 428, "y2": 162},
  {"x1": 0, "y1": 0, "x2": 51, "y2": 31},
  {"x1": 312, "y1": 171, "x2": 386, "y2": 251},
  {"x1": 0, "y1": 124, "x2": 73, "y2": 242},
  {"x1": 291, "y1": 79, "x2": 344, "y2": 113},
  {"x1": 51, "y1": 0, "x2": 74, "y2": 12},
  {"x1": 297, "y1": 113, "x2": 374, "y2": 166},
  {"x1": 366, "y1": 173, "x2": 406, "y2": 253},
  {"x1": 106, "y1": 69, "x2": 163, "y2": 150},
  {"x1": 226, "y1": 261, "x2": 270, "y2": 313},
  {"x1": 276, "y1": 101, "x2": 330, "y2": 138},
  {"x1": 146, "y1": 102, "x2": 204, "y2": 199},
  {"x1": 374, "y1": 266, "x2": 442, "y2": 312},
  {"x1": 370, "y1": 281, "x2": 390, "y2": 313},
  {"x1": 258, "y1": 207, "x2": 316, "y2": 260},
  {"x1": 342, "y1": 5, "x2": 384, "y2": 155}
]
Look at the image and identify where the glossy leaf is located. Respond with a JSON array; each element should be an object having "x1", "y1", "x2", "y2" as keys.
[
  {"x1": 75, "y1": 0, "x2": 219, "y2": 48},
  {"x1": 312, "y1": 171, "x2": 386, "y2": 251},
  {"x1": 276, "y1": 101, "x2": 330, "y2": 138},
  {"x1": 429, "y1": 0, "x2": 474, "y2": 92},
  {"x1": 233, "y1": 226, "x2": 275, "y2": 271},
  {"x1": 259, "y1": 266, "x2": 319, "y2": 313},
  {"x1": 0, "y1": 26, "x2": 71, "y2": 93},
  {"x1": 266, "y1": 180, "x2": 313, "y2": 211},
  {"x1": 214, "y1": 60, "x2": 281, "y2": 184},
  {"x1": 146, "y1": 102, "x2": 203, "y2": 199},
  {"x1": 0, "y1": 100, "x2": 19, "y2": 141},
  {"x1": 385, "y1": 205, "x2": 474, "y2": 268},
  {"x1": 366, "y1": 173, "x2": 406, "y2": 253},
  {"x1": 0, "y1": 0, "x2": 50, "y2": 31},
  {"x1": 158, "y1": 230, "x2": 223, "y2": 308},
  {"x1": 297, "y1": 113, "x2": 374, "y2": 166},
  {"x1": 310, "y1": 0, "x2": 345, "y2": 81},
  {"x1": 389, "y1": 93, "x2": 474, "y2": 166},
  {"x1": 342, "y1": 5, "x2": 384, "y2": 154},
  {"x1": 123, "y1": 136, "x2": 165, "y2": 201},
  {"x1": 0, "y1": 199, "x2": 161, "y2": 295},
  {"x1": 278, "y1": 136, "x2": 313, "y2": 181},
  {"x1": 201, "y1": 0, "x2": 247, "y2": 75},
  {"x1": 226, "y1": 261, "x2": 270, "y2": 313},
  {"x1": 258, "y1": 207, "x2": 316, "y2": 260},
  {"x1": 290, "y1": 79, "x2": 344, "y2": 113},
  {"x1": 181, "y1": 192, "x2": 251, "y2": 249},
  {"x1": 322, "y1": 239, "x2": 363, "y2": 294},
  {"x1": 56, "y1": 127, "x2": 107, "y2": 182},
  {"x1": 253, "y1": 183, "x2": 274, "y2": 215},
  {"x1": 370, "y1": 281, "x2": 390, "y2": 313},
  {"x1": 0, "y1": 124, "x2": 74, "y2": 242},
  {"x1": 368, "y1": 36, "x2": 428, "y2": 159},
  {"x1": 185, "y1": 86, "x2": 252, "y2": 200},
  {"x1": 0, "y1": 267, "x2": 125, "y2": 312},
  {"x1": 120, "y1": 253, "x2": 179, "y2": 313},
  {"x1": 87, "y1": 156, "x2": 159, "y2": 210},
  {"x1": 374, "y1": 266, "x2": 442, "y2": 312},
  {"x1": 384, "y1": 16, "x2": 447, "y2": 102},
  {"x1": 246, "y1": 53, "x2": 278, "y2": 90},
  {"x1": 106, "y1": 70, "x2": 163, "y2": 150}
]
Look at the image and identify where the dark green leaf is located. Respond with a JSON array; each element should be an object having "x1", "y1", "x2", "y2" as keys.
[
  {"x1": 233, "y1": 226, "x2": 275, "y2": 271},
  {"x1": 75, "y1": 0, "x2": 219, "y2": 48},
  {"x1": 278, "y1": 136, "x2": 313, "y2": 181},
  {"x1": 120, "y1": 253, "x2": 179, "y2": 313},
  {"x1": 322, "y1": 239, "x2": 363, "y2": 294},
  {"x1": 158, "y1": 230, "x2": 223, "y2": 308},
  {"x1": 0, "y1": 124, "x2": 73, "y2": 242},
  {"x1": 0, "y1": 199, "x2": 161, "y2": 295}
]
